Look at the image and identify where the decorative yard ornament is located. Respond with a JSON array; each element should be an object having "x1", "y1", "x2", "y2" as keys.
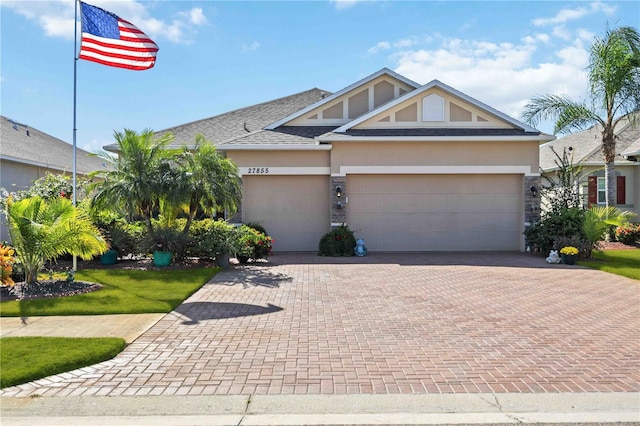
[
  {"x1": 355, "y1": 238, "x2": 367, "y2": 257},
  {"x1": 545, "y1": 250, "x2": 561, "y2": 264}
]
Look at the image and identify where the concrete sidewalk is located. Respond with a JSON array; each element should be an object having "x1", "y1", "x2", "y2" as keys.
[
  {"x1": 0, "y1": 313, "x2": 164, "y2": 343},
  {"x1": 2, "y1": 393, "x2": 639, "y2": 425}
]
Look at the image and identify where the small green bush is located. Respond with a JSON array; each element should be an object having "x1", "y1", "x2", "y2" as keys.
[
  {"x1": 615, "y1": 222, "x2": 640, "y2": 246},
  {"x1": 524, "y1": 207, "x2": 585, "y2": 254},
  {"x1": 318, "y1": 224, "x2": 356, "y2": 256},
  {"x1": 187, "y1": 219, "x2": 238, "y2": 259}
]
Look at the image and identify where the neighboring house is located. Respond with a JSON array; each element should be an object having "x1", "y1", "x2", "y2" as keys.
[
  {"x1": 106, "y1": 68, "x2": 553, "y2": 252},
  {"x1": 539, "y1": 115, "x2": 640, "y2": 217},
  {"x1": 0, "y1": 115, "x2": 109, "y2": 241}
]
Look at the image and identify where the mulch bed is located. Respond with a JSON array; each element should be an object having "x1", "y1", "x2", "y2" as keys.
[
  {"x1": 1, "y1": 258, "x2": 219, "y2": 302},
  {"x1": 596, "y1": 241, "x2": 639, "y2": 250},
  {"x1": 0, "y1": 280, "x2": 103, "y2": 301}
]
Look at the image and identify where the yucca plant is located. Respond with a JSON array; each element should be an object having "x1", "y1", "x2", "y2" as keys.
[{"x1": 5, "y1": 196, "x2": 108, "y2": 283}]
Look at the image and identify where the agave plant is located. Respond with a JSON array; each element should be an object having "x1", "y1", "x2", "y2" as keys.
[{"x1": 5, "y1": 196, "x2": 108, "y2": 283}]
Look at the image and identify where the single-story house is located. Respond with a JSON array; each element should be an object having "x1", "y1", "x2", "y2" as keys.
[
  {"x1": 0, "y1": 115, "x2": 108, "y2": 241},
  {"x1": 539, "y1": 114, "x2": 640, "y2": 217},
  {"x1": 107, "y1": 68, "x2": 554, "y2": 252}
]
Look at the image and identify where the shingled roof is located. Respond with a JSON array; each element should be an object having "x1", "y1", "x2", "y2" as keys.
[
  {"x1": 102, "y1": 88, "x2": 331, "y2": 151},
  {"x1": 0, "y1": 116, "x2": 108, "y2": 175},
  {"x1": 540, "y1": 115, "x2": 640, "y2": 171}
]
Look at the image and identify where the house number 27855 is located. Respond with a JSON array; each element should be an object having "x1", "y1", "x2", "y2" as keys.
[{"x1": 247, "y1": 167, "x2": 270, "y2": 174}]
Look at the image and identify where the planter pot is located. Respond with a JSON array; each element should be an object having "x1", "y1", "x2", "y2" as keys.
[
  {"x1": 100, "y1": 249, "x2": 118, "y2": 265},
  {"x1": 562, "y1": 254, "x2": 577, "y2": 265},
  {"x1": 216, "y1": 253, "x2": 230, "y2": 268},
  {"x1": 153, "y1": 250, "x2": 172, "y2": 267}
]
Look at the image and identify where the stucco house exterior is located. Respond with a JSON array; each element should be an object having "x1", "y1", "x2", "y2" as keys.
[
  {"x1": 108, "y1": 68, "x2": 554, "y2": 252},
  {"x1": 539, "y1": 115, "x2": 640, "y2": 218},
  {"x1": 0, "y1": 115, "x2": 108, "y2": 240}
]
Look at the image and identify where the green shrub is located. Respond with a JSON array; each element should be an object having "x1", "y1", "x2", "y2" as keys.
[
  {"x1": 524, "y1": 207, "x2": 585, "y2": 254},
  {"x1": 236, "y1": 225, "x2": 272, "y2": 262},
  {"x1": 186, "y1": 219, "x2": 238, "y2": 259},
  {"x1": 244, "y1": 222, "x2": 268, "y2": 236},
  {"x1": 99, "y1": 219, "x2": 145, "y2": 258},
  {"x1": 318, "y1": 224, "x2": 356, "y2": 256},
  {"x1": 615, "y1": 222, "x2": 640, "y2": 246}
]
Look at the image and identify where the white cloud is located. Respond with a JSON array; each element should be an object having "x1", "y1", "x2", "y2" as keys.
[
  {"x1": 189, "y1": 8, "x2": 207, "y2": 26},
  {"x1": 367, "y1": 41, "x2": 390, "y2": 55},
  {"x1": 0, "y1": 0, "x2": 207, "y2": 43},
  {"x1": 392, "y1": 35, "x2": 590, "y2": 125},
  {"x1": 331, "y1": 0, "x2": 361, "y2": 10},
  {"x1": 80, "y1": 138, "x2": 112, "y2": 154},
  {"x1": 532, "y1": 1, "x2": 615, "y2": 27},
  {"x1": 242, "y1": 41, "x2": 260, "y2": 52}
]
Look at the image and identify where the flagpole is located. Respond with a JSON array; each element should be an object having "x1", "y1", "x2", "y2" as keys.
[{"x1": 72, "y1": 0, "x2": 79, "y2": 272}]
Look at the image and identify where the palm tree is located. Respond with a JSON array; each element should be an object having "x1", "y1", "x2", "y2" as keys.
[
  {"x1": 90, "y1": 129, "x2": 175, "y2": 237},
  {"x1": 168, "y1": 135, "x2": 242, "y2": 235},
  {"x1": 522, "y1": 25, "x2": 640, "y2": 207},
  {"x1": 5, "y1": 196, "x2": 108, "y2": 283}
]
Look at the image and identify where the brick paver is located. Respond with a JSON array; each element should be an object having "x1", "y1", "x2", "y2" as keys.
[{"x1": 2, "y1": 252, "x2": 639, "y2": 397}]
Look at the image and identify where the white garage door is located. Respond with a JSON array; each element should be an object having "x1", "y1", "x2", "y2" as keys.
[
  {"x1": 347, "y1": 174, "x2": 522, "y2": 251},
  {"x1": 242, "y1": 175, "x2": 330, "y2": 251}
]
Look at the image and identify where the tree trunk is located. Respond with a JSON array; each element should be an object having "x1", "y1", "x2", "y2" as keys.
[{"x1": 601, "y1": 128, "x2": 617, "y2": 208}]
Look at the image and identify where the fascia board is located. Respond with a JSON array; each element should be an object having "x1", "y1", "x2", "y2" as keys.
[
  {"x1": 1, "y1": 155, "x2": 74, "y2": 173},
  {"x1": 334, "y1": 79, "x2": 540, "y2": 134},
  {"x1": 316, "y1": 134, "x2": 556, "y2": 143},
  {"x1": 265, "y1": 68, "x2": 420, "y2": 130},
  {"x1": 219, "y1": 144, "x2": 332, "y2": 151}
]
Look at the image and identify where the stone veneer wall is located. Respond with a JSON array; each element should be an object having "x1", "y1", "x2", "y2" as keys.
[
  {"x1": 525, "y1": 175, "x2": 541, "y2": 224},
  {"x1": 330, "y1": 176, "x2": 347, "y2": 226}
]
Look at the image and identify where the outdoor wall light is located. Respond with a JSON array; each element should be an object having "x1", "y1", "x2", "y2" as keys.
[
  {"x1": 336, "y1": 186, "x2": 342, "y2": 198},
  {"x1": 530, "y1": 186, "x2": 538, "y2": 197}
]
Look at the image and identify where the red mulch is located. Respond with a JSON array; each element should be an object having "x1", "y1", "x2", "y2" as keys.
[{"x1": 596, "y1": 241, "x2": 639, "y2": 250}]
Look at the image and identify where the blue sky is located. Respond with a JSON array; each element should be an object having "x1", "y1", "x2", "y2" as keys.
[{"x1": 1, "y1": 0, "x2": 639, "y2": 153}]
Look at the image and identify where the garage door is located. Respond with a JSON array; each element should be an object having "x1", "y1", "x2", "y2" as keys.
[
  {"x1": 347, "y1": 174, "x2": 522, "y2": 251},
  {"x1": 242, "y1": 175, "x2": 330, "y2": 251}
]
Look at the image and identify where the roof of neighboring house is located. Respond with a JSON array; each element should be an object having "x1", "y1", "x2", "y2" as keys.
[
  {"x1": 0, "y1": 116, "x2": 108, "y2": 175},
  {"x1": 540, "y1": 115, "x2": 640, "y2": 171},
  {"x1": 103, "y1": 88, "x2": 331, "y2": 152}
]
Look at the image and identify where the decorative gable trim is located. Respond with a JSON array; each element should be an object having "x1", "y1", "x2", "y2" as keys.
[
  {"x1": 265, "y1": 68, "x2": 420, "y2": 130},
  {"x1": 334, "y1": 80, "x2": 540, "y2": 134}
]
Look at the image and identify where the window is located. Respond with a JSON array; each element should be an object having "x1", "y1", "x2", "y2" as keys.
[
  {"x1": 588, "y1": 175, "x2": 626, "y2": 206},
  {"x1": 597, "y1": 177, "x2": 606, "y2": 204}
]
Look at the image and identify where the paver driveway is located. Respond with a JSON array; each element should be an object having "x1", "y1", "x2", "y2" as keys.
[{"x1": 3, "y1": 252, "x2": 639, "y2": 397}]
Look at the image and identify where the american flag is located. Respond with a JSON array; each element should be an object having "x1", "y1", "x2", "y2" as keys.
[{"x1": 79, "y1": 2, "x2": 158, "y2": 71}]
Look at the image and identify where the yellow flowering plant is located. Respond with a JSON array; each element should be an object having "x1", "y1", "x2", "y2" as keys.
[
  {"x1": 560, "y1": 246, "x2": 579, "y2": 256},
  {"x1": 0, "y1": 243, "x2": 16, "y2": 286}
]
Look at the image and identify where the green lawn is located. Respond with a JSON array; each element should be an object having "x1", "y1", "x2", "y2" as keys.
[
  {"x1": 0, "y1": 268, "x2": 219, "y2": 317},
  {"x1": 0, "y1": 337, "x2": 126, "y2": 388},
  {"x1": 579, "y1": 249, "x2": 640, "y2": 280}
]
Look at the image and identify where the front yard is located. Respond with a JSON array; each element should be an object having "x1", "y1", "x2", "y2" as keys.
[
  {"x1": 0, "y1": 267, "x2": 219, "y2": 317},
  {"x1": 579, "y1": 249, "x2": 640, "y2": 280}
]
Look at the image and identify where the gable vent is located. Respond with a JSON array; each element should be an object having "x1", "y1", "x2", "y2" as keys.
[{"x1": 422, "y1": 94, "x2": 445, "y2": 122}]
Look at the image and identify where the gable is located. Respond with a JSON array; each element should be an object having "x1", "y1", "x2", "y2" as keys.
[
  {"x1": 349, "y1": 87, "x2": 514, "y2": 130},
  {"x1": 285, "y1": 75, "x2": 416, "y2": 127},
  {"x1": 266, "y1": 69, "x2": 420, "y2": 130}
]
